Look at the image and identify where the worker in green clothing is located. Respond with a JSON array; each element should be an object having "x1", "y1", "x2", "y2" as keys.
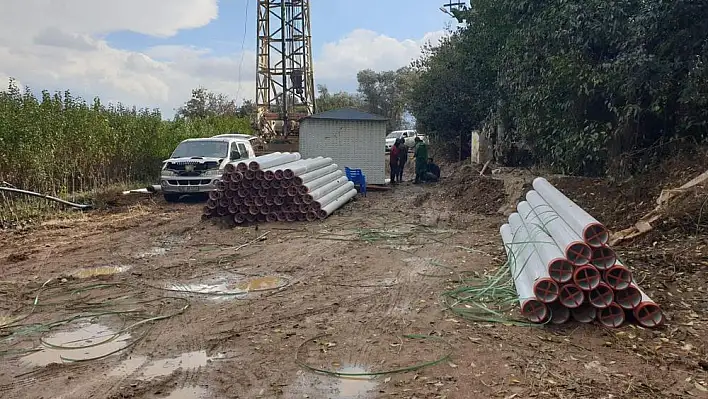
[{"x1": 413, "y1": 137, "x2": 428, "y2": 184}]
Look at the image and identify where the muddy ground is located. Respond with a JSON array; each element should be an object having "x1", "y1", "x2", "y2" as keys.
[{"x1": 0, "y1": 158, "x2": 707, "y2": 399}]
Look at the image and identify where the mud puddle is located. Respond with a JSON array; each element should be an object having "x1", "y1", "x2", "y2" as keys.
[
  {"x1": 109, "y1": 350, "x2": 225, "y2": 379},
  {"x1": 164, "y1": 275, "x2": 288, "y2": 300},
  {"x1": 69, "y1": 265, "x2": 131, "y2": 279},
  {"x1": 165, "y1": 386, "x2": 208, "y2": 398},
  {"x1": 287, "y1": 365, "x2": 378, "y2": 399},
  {"x1": 21, "y1": 322, "x2": 131, "y2": 366}
]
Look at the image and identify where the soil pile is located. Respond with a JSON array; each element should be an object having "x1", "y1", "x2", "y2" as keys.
[{"x1": 430, "y1": 164, "x2": 506, "y2": 215}]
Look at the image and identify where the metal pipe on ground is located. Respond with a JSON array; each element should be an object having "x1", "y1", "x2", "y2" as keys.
[
  {"x1": 249, "y1": 152, "x2": 301, "y2": 171},
  {"x1": 598, "y1": 302, "x2": 625, "y2": 328},
  {"x1": 266, "y1": 213, "x2": 278, "y2": 223},
  {"x1": 572, "y1": 265, "x2": 601, "y2": 291},
  {"x1": 239, "y1": 152, "x2": 283, "y2": 172},
  {"x1": 558, "y1": 283, "x2": 585, "y2": 308},
  {"x1": 300, "y1": 170, "x2": 345, "y2": 194},
  {"x1": 508, "y1": 213, "x2": 560, "y2": 303},
  {"x1": 614, "y1": 284, "x2": 641, "y2": 310},
  {"x1": 526, "y1": 190, "x2": 592, "y2": 266},
  {"x1": 588, "y1": 282, "x2": 614, "y2": 308},
  {"x1": 532, "y1": 177, "x2": 610, "y2": 247},
  {"x1": 603, "y1": 261, "x2": 633, "y2": 290},
  {"x1": 633, "y1": 287, "x2": 664, "y2": 328},
  {"x1": 283, "y1": 157, "x2": 333, "y2": 179},
  {"x1": 295, "y1": 164, "x2": 340, "y2": 186},
  {"x1": 234, "y1": 213, "x2": 246, "y2": 224},
  {"x1": 500, "y1": 223, "x2": 550, "y2": 323},
  {"x1": 571, "y1": 304, "x2": 597, "y2": 323},
  {"x1": 245, "y1": 170, "x2": 256, "y2": 180},
  {"x1": 548, "y1": 302, "x2": 571, "y2": 324},
  {"x1": 517, "y1": 201, "x2": 575, "y2": 284},
  {"x1": 208, "y1": 191, "x2": 221, "y2": 201},
  {"x1": 316, "y1": 188, "x2": 358, "y2": 220},
  {"x1": 305, "y1": 178, "x2": 350, "y2": 204},
  {"x1": 590, "y1": 246, "x2": 617, "y2": 270}
]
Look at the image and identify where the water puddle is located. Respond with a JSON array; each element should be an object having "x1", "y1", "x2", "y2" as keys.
[
  {"x1": 109, "y1": 350, "x2": 225, "y2": 379},
  {"x1": 69, "y1": 265, "x2": 130, "y2": 279},
  {"x1": 21, "y1": 322, "x2": 131, "y2": 366},
  {"x1": 287, "y1": 365, "x2": 377, "y2": 399},
  {"x1": 165, "y1": 275, "x2": 288, "y2": 300},
  {"x1": 232, "y1": 276, "x2": 285, "y2": 292},
  {"x1": 136, "y1": 247, "x2": 167, "y2": 258},
  {"x1": 336, "y1": 366, "x2": 378, "y2": 398},
  {"x1": 165, "y1": 386, "x2": 208, "y2": 399}
]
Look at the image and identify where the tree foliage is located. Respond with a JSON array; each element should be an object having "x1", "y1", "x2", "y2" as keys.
[
  {"x1": 356, "y1": 68, "x2": 413, "y2": 131},
  {"x1": 315, "y1": 84, "x2": 365, "y2": 113},
  {"x1": 408, "y1": 0, "x2": 708, "y2": 175},
  {"x1": 0, "y1": 80, "x2": 253, "y2": 194}
]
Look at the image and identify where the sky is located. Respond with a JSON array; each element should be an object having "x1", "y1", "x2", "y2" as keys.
[{"x1": 0, "y1": 0, "x2": 456, "y2": 118}]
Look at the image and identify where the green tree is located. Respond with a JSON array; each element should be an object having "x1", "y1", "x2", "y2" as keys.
[
  {"x1": 315, "y1": 84, "x2": 364, "y2": 112},
  {"x1": 356, "y1": 67, "x2": 412, "y2": 131}
]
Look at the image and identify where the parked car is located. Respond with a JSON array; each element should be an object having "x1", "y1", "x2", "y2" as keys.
[
  {"x1": 385, "y1": 130, "x2": 427, "y2": 152},
  {"x1": 160, "y1": 134, "x2": 257, "y2": 202}
]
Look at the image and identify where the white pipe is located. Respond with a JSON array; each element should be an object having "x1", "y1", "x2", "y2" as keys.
[
  {"x1": 571, "y1": 304, "x2": 597, "y2": 323},
  {"x1": 284, "y1": 157, "x2": 334, "y2": 177},
  {"x1": 302, "y1": 170, "x2": 344, "y2": 193},
  {"x1": 250, "y1": 152, "x2": 301, "y2": 170},
  {"x1": 307, "y1": 178, "x2": 350, "y2": 202},
  {"x1": 588, "y1": 282, "x2": 614, "y2": 308},
  {"x1": 633, "y1": 286, "x2": 664, "y2": 328},
  {"x1": 238, "y1": 152, "x2": 282, "y2": 169},
  {"x1": 548, "y1": 302, "x2": 571, "y2": 324},
  {"x1": 532, "y1": 177, "x2": 609, "y2": 247},
  {"x1": 500, "y1": 223, "x2": 549, "y2": 323},
  {"x1": 297, "y1": 164, "x2": 340, "y2": 185},
  {"x1": 590, "y1": 245, "x2": 617, "y2": 270},
  {"x1": 508, "y1": 213, "x2": 560, "y2": 303},
  {"x1": 317, "y1": 188, "x2": 358, "y2": 219},
  {"x1": 525, "y1": 190, "x2": 592, "y2": 266},
  {"x1": 597, "y1": 302, "x2": 625, "y2": 328},
  {"x1": 314, "y1": 181, "x2": 356, "y2": 208},
  {"x1": 603, "y1": 260, "x2": 633, "y2": 290},
  {"x1": 264, "y1": 157, "x2": 325, "y2": 173},
  {"x1": 517, "y1": 201, "x2": 575, "y2": 283}
]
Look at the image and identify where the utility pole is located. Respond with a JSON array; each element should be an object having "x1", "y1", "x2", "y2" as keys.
[{"x1": 256, "y1": 0, "x2": 315, "y2": 139}]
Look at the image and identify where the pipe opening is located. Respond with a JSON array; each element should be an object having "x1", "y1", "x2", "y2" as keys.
[
  {"x1": 584, "y1": 223, "x2": 609, "y2": 248},
  {"x1": 590, "y1": 246, "x2": 616, "y2": 270},
  {"x1": 288, "y1": 187, "x2": 299, "y2": 197},
  {"x1": 533, "y1": 278, "x2": 559, "y2": 303},
  {"x1": 254, "y1": 197, "x2": 265, "y2": 207},
  {"x1": 233, "y1": 214, "x2": 245, "y2": 224},
  {"x1": 286, "y1": 212, "x2": 297, "y2": 222},
  {"x1": 275, "y1": 170, "x2": 285, "y2": 180},
  {"x1": 588, "y1": 282, "x2": 614, "y2": 308},
  {"x1": 317, "y1": 209, "x2": 327, "y2": 219},
  {"x1": 297, "y1": 213, "x2": 306, "y2": 222},
  {"x1": 573, "y1": 265, "x2": 601, "y2": 291},
  {"x1": 598, "y1": 303, "x2": 625, "y2": 328},
  {"x1": 242, "y1": 180, "x2": 252, "y2": 189},
  {"x1": 245, "y1": 170, "x2": 256, "y2": 180},
  {"x1": 521, "y1": 300, "x2": 548, "y2": 323},
  {"x1": 232, "y1": 172, "x2": 243, "y2": 182},
  {"x1": 236, "y1": 162, "x2": 248, "y2": 172},
  {"x1": 293, "y1": 176, "x2": 303, "y2": 185},
  {"x1": 266, "y1": 213, "x2": 277, "y2": 223},
  {"x1": 225, "y1": 163, "x2": 237, "y2": 174},
  {"x1": 297, "y1": 185, "x2": 309, "y2": 195},
  {"x1": 215, "y1": 181, "x2": 227, "y2": 192},
  {"x1": 566, "y1": 242, "x2": 592, "y2": 266},
  {"x1": 280, "y1": 179, "x2": 291, "y2": 188},
  {"x1": 284, "y1": 169, "x2": 295, "y2": 179},
  {"x1": 571, "y1": 304, "x2": 597, "y2": 323},
  {"x1": 217, "y1": 207, "x2": 228, "y2": 216},
  {"x1": 274, "y1": 197, "x2": 285, "y2": 205},
  {"x1": 604, "y1": 266, "x2": 633, "y2": 290},
  {"x1": 225, "y1": 189, "x2": 236, "y2": 198},
  {"x1": 559, "y1": 284, "x2": 585, "y2": 308},
  {"x1": 548, "y1": 258, "x2": 574, "y2": 283},
  {"x1": 614, "y1": 286, "x2": 641, "y2": 310},
  {"x1": 252, "y1": 180, "x2": 261, "y2": 189},
  {"x1": 245, "y1": 213, "x2": 256, "y2": 222},
  {"x1": 256, "y1": 170, "x2": 265, "y2": 180},
  {"x1": 301, "y1": 195, "x2": 313, "y2": 204},
  {"x1": 248, "y1": 206, "x2": 259, "y2": 215},
  {"x1": 549, "y1": 303, "x2": 571, "y2": 324},
  {"x1": 208, "y1": 191, "x2": 221, "y2": 201},
  {"x1": 247, "y1": 161, "x2": 260, "y2": 171},
  {"x1": 264, "y1": 171, "x2": 275, "y2": 181},
  {"x1": 265, "y1": 197, "x2": 275, "y2": 206},
  {"x1": 306, "y1": 211, "x2": 318, "y2": 222},
  {"x1": 634, "y1": 303, "x2": 664, "y2": 328}
]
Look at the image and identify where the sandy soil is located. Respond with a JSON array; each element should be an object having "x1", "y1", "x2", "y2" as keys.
[{"x1": 0, "y1": 165, "x2": 706, "y2": 399}]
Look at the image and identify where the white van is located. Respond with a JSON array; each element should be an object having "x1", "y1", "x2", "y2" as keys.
[{"x1": 160, "y1": 134, "x2": 257, "y2": 202}]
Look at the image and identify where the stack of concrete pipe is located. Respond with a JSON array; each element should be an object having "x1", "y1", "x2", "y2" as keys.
[
  {"x1": 202, "y1": 152, "x2": 358, "y2": 224},
  {"x1": 501, "y1": 177, "x2": 663, "y2": 328}
]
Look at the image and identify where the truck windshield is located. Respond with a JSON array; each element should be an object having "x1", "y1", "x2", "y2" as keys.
[{"x1": 171, "y1": 141, "x2": 228, "y2": 158}]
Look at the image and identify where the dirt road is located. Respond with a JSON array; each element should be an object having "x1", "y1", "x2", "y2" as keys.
[{"x1": 0, "y1": 173, "x2": 706, "y2": 398}]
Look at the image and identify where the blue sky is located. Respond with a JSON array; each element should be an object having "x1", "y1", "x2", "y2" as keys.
[
  {"x1": 0, "y1": 0, "x2": 457, "y2": 116},
  {"x1": 105, "y1": 1, "x2": 452, "y2": 58}
]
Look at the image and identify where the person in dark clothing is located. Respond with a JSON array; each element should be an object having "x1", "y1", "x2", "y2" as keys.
[
  {"x1": 413, "y1": 137, "x2": 428, "y2": 184},
  {"x1": 424, "y1": 157, "x2": 441, "y2": 182},
  {"x1": 389, "y1": 138, "x2": 400, "y2": 185},
  {"x1": 396, "y1": 140, "x2": 408, "y2": 182}
]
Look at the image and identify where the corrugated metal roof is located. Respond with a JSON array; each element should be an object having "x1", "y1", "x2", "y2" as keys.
[{"x1": 304, "y1": 107, "x2": 388, "y2": 121}]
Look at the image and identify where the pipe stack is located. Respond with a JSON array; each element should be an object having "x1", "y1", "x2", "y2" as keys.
[
  {"x1": 202, "y1": 152, "x2": 358, "y2": 224},
  {"x1": 502, "y1": 177, "x2": 663, "y2": 328}
]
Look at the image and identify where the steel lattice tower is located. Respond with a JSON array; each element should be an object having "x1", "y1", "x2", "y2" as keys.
[{"x1": 256, "y1": 0, "x2": 315, "y2": 137}]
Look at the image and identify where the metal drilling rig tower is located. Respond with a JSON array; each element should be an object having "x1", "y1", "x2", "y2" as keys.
[{"x1": 255, "y1": 0, "x2": 315, "y2": 139}]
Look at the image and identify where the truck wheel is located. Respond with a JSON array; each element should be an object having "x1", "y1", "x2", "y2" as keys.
[{"x1": 164, "y1": 193, "x2": 181, "y2": 203}]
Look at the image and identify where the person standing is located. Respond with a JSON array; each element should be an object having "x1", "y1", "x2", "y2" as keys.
[
  {"x1": 389, "y1": 138, "x2": 400, "y2": 185},
  {"x1": 396, "y1": 139, "x2": 408, "y2": 183},
  {"x1": 413, "y1": 137, "x2": 428, "y2": 184}
]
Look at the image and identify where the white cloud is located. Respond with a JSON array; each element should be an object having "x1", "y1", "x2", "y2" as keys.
[{"x1": 0, "y1": 1, "x2": 445, "y2": 118}]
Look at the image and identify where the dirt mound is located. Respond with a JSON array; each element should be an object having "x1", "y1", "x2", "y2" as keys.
[{"x1": 430, "y1": 165, "x2": 506, "y2": 214}]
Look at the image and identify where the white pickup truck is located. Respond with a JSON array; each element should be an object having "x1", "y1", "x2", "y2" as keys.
[
  {"x1": 159, "y1": 134, "x2": 257, "y2": 202},
  {"x1": 385, "y1": 130, "x2": 427, "y2": 152}
]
